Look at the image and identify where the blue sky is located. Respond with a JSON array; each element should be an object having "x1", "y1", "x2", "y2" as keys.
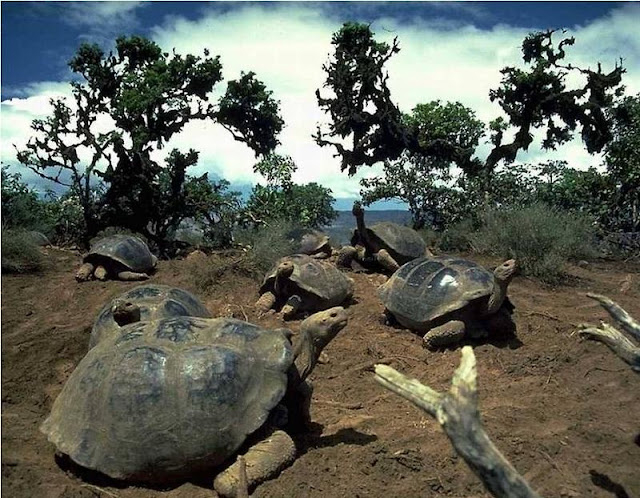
[{"x1": 2, "y1": 1, "x2": 639, "y2": 210}]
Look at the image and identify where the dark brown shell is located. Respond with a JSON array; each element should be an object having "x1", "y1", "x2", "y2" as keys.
[
  {"x1": 378, "y1": 256, "x2": 496, "y2": 327},
  {"x1": 354, "y1": 222, "x2": 426, "y2": 263},
  {"x1": 260, "y1": 254, "x2": 352, "y2": 310},
  {"x1": 299, "y1": 231, "x2": 330, "y2": 255},
  {"x1": 90, "y1": 284, "x2": 212, "y2": 348},
  {"x1": 84, "y1": 235, "x2": 156, "y2": 273},
  {"x1": 40, "y1": 316, "x2": 292, "y2": 483}
]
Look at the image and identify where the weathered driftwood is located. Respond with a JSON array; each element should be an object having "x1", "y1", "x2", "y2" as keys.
[
  {"x1": 579, "y1": 293, "x2": 640, "y2": 372},
  {"x1": 236, "y1": 455, "x2": 249, "y2": 498},
  {"x1": 374, "y1": 347, "x2": 540, "y2": 498}
]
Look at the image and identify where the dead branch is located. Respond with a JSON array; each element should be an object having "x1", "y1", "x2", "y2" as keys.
[
  {"x1": 578, "y1": 294, "x2": 640, "y2": 372},
  {"x1": 80, "y1": 484, "x2": 119, "y2": 498},
  {"x1": 374, "y1": 347, "x2": 540, "y2": 498},
  {"x1": 236, "y1": 455, "x2": 249, "y2": 498},
  {"x1": 586, "y1": 293, "x2": 640, "y2": 341}
]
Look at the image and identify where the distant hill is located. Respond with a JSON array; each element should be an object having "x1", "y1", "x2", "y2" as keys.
[{"x1": 323, "y1": 210, "x2": 412, "y2": 245}]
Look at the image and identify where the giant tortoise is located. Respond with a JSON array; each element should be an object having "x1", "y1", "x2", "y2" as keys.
[
  {"x1": 256, "y1": 254, "x2": 353, "y2": 319},
  {"x1": 338, "y1": 201, "x2": 430, "y2": 273},
  {"x1": 75, "y1": 234, "x2": 157, "y2": 282},
  {"x1": 90, "y1": 284, "x2": 212, "y2": 349},
  {"x1": 41, "y1": 307, "x2": 348, "y2": 496},
  {"x1": 298, "y1": 230, "x2": 333, "y2": 259},
  {"x1": 378, "y1": 256, "x2": 517, "y2": 349}
]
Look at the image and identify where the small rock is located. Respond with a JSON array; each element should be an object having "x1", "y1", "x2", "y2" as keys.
[
  {"x1": 619, "y1": 274, "x2": 632, "y2": 294},
  {"x1": 577, "y1": 260, "x2": 589, "y2": 268}
]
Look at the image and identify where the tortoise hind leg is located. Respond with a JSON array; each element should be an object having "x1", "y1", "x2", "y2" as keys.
[
  {"x1": 336, "y1": 245, "x2": 358, "y2": 268},
  {"x1": 213, "y1": 428, "x2": 296, "y2": 497},
  {"x1": 255, "y1": 291, "x2": 277, "y2": 314},
  {"x1": 281, "y1": 295, "x2": 303, "y2": 320},
  {"x1": 94, "y1": 265, "x2": 109, "y2": 280},
  {"x1": 423, "y1": 320, "x2": 466, "y2": 350},
  {"x1": 75, "y1": 262, "x2": 95, "y2": 281},
  {"x1": 375, "y1": 249, "x2": 400, "y2": 273},
  {"x1": 116, "y1": 270, "x2": 149, "y2": 281}
]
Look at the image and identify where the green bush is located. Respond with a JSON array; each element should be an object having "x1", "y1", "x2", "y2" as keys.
[
  {"x1": 1, "y1": 229, "x2": 45, "y2": 274},
  {"x1": 470, "y1": 204, "x2": 598, "y2": 284},
  {"x1": 233, "y1": 219, "x2": 300, "y2": 278},
  {"x1": 437, "y1": 218, "x2": 478, "y2": 252}
]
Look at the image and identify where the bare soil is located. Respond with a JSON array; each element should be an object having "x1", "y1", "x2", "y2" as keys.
[{"x1": 2, "y1": 248, "x2": 639, "y2": 498}]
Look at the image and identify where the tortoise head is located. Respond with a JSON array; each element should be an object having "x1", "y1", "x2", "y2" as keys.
[
  {"x1": 111, "y1": 299, "x2": 141, "y2": 327},
  {"x1": 293, "y1": 307, "x2": 348, "y2": 382},
  {"x1": 352, "y1": 201, "x2": 364, "y2": 218},
  {"x1": 276, "y1": 260, "x2": 295, "y2": 279},
  {"x1": 494, "y1": 259, "x2": 517, "y2": 284}
]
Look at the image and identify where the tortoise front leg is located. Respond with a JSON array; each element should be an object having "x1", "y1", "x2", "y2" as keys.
[
  {"x1": 281, "y1": 295, "x2": 302, "y2": 320},
  {"x1": 94, "y1": 265, "x2": 109, "y2": 281},
  {"x1": 116, "y1": 270, "x2": 150, "y2": 281},
  {"x1": 255, "y1": 291, "x2": 277, "y2": 314},
  {"x1": 423, "y1": 320, "x2": 466, "y2": 350},
  {"x1": 336, "y1": 245, "x2": 358, "y2": 268},
  {"x1": 375, "y1": 249, "x2": 400, "y2": 273},
  {"x1": 213, "y1": 428, "x2": 296, "y2": 497},
  {"x1": 75, "y1": 262, "x2": 95, "y2": 281}
]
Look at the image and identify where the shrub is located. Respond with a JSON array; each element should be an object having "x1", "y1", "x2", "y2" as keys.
[
  {"x1": 470, "y1": 204, "x2": 598, "y2": 284},
  {"x1": 233, "y1": 219, "x2": 300, "y2": 278},
  {"x1": 437, "y1": 218, "x2": 478, "y2": 252},
  {"x1": 1, "y1": 229, "x2": 45, "y2": 274}
]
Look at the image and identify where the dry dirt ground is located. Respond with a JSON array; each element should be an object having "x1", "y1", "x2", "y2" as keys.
[{"x1": 2, "y1": 248, "x2": 639, "y2": 498}]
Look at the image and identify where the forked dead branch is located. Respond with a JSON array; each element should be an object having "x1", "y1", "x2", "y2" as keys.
[
  {"x1": 374, "y1": 347, "x2": 541, "y2": 498},
  {"x1": 579, "y1": 293, "x2": 640, "y2": 372}
]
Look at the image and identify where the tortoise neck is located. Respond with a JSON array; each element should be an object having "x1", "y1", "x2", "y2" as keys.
[
  {"x1": 290, "y1": 329, "x2": 315, "y2": 386},
  {"x1": 486, "y1": 278, "x2": 508, "y2": 315},
  {"x1": 354, "y1": 211, "x2": 370, "y2": 248}
]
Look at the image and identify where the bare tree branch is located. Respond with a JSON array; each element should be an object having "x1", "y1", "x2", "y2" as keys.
[
  {"x1": 374, "y1": 347, "x2": 541, "y2": 498},
  {"x1": 579, "y1": 294, "x2": 640, "y2": 372}
]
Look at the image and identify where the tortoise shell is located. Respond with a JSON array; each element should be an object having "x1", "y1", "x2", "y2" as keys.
[
  {"x1": 299, "y1": 231, "x2": 330, "y2": 255},
  {"x1": 40, "y1": 316, "x2": 292, "y2": 483},
  {"x1": 84, "y1": 235, "x2": 156, "y2": 273},
  {"x1": 378, "y1": 256, "x2": 496, "y2": 328},
  {"x1": 354, "y1": 222, "x2": 426, "y2": 263},
  {"x1": 90, "y1": 284, "x2": 212, "y2": 348},
  {"x1": 260, "y1": 254, "x2": 352, "y2": 310}
]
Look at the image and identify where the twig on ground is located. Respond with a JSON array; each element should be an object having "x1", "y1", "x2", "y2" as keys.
[
  {"x1": 374, "y1": 347, "x2": 541, "y2": 498},
  {"x1": 80, "y1": 484, "x2": 119, "y2": 498},
  {"x1": 578, "y1": 294, "x2": 640, "y2": 372}
]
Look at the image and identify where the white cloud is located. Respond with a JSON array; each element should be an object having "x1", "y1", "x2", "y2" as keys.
[{"x1": 2, "y1": 3, "x2": 639, "y2": 202}]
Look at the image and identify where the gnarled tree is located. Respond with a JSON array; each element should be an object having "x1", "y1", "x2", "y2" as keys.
[
  {"x1": 16, "y1": 36, "x2": 283, "y2": 249},
  {"x1": 316, "y1": 24, "x2": 625, "y2": 208}
]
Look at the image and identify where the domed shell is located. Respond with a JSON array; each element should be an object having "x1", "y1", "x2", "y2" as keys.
[
  {"x1": 85, "y1": 235, "x2": 156, "y2": 273},
  {"x1": 260, "y1": 254, "x2": 352, "y2": 308},
  {"x1": 40, "y1": 316, "x2": 293, "y2": 483},
  {"x1": 378, "y1": 256, "x2": 495, "y2": 327},
  {"x1": 299, "y1": 231, "x2": 330, "y2": 255},
  {"x1": 90, "y1": 284, "x2": 212, "y2": 348},
  {"x1": 357, "y1": 222, "x2": 426, "y2": 261}
]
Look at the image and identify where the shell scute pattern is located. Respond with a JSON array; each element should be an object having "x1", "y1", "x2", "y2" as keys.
[
  {"x1": 91, "y1": 285, "x2": 212, "y2": 349},
  {"x1": 42, "y1": 316, "x2": 294, "y2": 481},
  {"x1": 87, "y1": 235, "x2": 155, "y2": 273},
  {"x1": 381, "y1": 257, "x2": 497, "y2": 325}
]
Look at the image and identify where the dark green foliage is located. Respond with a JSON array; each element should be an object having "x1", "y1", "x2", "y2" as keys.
[
  {"x1": 1, "y1": 167, "x2": 52, "y2": 233},
  {"x1": 469, "y1": 205, "x2": 598, "y2": 284},
  {"x1": 317, "y1": 23, "x2": 625, "y2": 209},
  {"x1": 245, "y1": 153, "x2": 337, "y2": 228},
  {"x1": 315, "y1": 22, "x2": 407, "y2": 174},
  {"x1": 233, "y1": 220, "x2": 300, "y2": 278},
  {"x1": 604, "y1": 94, "x2": 640, "y2": 231},
  {"x1": 1, "y1": 229, "x2": 45, "y2": 273},
  {"x1": 16, "y1": 35, "x2": 283, "y2": 249},
  {"x1": 216, "y1": 73, "x2": 284, "y2": 156}
]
